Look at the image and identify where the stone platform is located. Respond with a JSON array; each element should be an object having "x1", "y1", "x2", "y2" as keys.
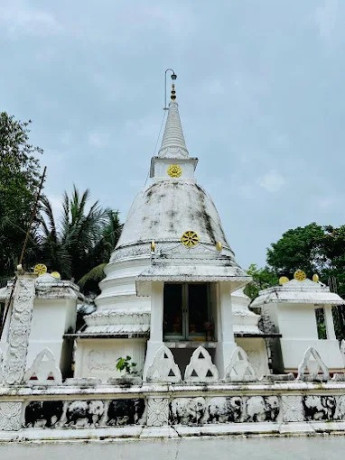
[{"x1": 1, "y1": 380, "x2": 345, "y2": 440}]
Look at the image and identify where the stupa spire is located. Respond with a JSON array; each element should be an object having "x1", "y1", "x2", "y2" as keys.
[{"x1": 158, "y1": 84, "x2": 189, "y2": 159}]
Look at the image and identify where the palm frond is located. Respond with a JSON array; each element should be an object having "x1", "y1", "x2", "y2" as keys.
[{"x1": 78, "y1": 263, "x2": 107, "y2": 289}]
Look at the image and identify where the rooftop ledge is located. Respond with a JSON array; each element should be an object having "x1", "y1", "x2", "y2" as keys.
[{"x1": 64, "y1": 332, "x2": 281, "y2": 340}]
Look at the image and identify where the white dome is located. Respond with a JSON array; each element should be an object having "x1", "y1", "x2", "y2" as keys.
[{"x1": 117, "y1": 180, "x2": 232, "y2": 251}]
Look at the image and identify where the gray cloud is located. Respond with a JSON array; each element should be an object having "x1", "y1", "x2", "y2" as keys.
[{"x1": 1, "y1": 0, "x2": 345, "y2": 269}]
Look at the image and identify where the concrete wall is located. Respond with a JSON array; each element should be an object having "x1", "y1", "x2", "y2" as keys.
[{"x1": 74, "y1": 338, "x2": 146, "y2": 380}]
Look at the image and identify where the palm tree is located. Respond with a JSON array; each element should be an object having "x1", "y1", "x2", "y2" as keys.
[
  {"x1": 39, "y1": 186, "x2": 122, "y2": 292},
  {"x1": 78, "y1": 210, "x2": 123, "y2": 292}
]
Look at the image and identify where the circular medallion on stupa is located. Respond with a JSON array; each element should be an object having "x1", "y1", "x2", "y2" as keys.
[
  {"x1": 181, "y1": 230, "x2": 199, "y2": 248},
  {"x1": 167, "y1": 164, "x2": 182, "y2": 178},
  {"x1": 279, "y1": 276, "x2": 289, "y2": 285},
  {"x1": 294, "y1": 269, "x2": 307, "y2": 281},
  {"x1": 34, "y1": 263, "x2": 47, "y2": 276}
]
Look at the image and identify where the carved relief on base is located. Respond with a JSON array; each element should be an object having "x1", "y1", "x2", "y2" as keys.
[
  {"x1": 245, "y1": 396, "x2": 279, "y2": 422},
  {"x1": 23, "y1": 399, "x2": 146, "y2": 428},
  {"x1": 25, "y1": 401, "x2": 64, "y2": 428},
  {"x1": 170, "y1": 397, "x2": 207, "y2": 425},
  {"x1": 106, "y1": 399, "x2": 145, "y2": 426},
  {"x1": 303, "y1": 395, "x2": 336, "y2": 421},
  {"x1": 66, "y1": 401, "x2": 105, "y2": 427},
  {"x1": 3, "y1": 275, "x2": 36, "y2": 385},
  {"x1": 281, "y1": 395, "x2": 304, "y2": 422},
  {"x1": 0, "y1": 402, "x2": 22, "y2": 431},
  {"x1": 207, "y1": 397, "x2": 242, "y2": 423},
  {"x1": 169, "y1": 396, "x2": 280, "y2": 425},
  {"x1": 147, "y1": 398, "x2": 169, "y2": 427}
]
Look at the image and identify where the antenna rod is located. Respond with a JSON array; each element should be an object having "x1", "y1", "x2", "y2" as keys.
[
  {"x1": 0, "y1": 166, "x2": 47, "y2": 339},
  {"x1": 164, "y1": 68, "x2": 177, "y2": 110}
]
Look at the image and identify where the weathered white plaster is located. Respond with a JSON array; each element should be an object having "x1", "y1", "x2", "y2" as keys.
[
  {"x1": 232, "y1": 289, "x2": 261, "y2": 334},
  {"x1": 235, "y1": 338, "x2": 269, "y2": 379},
  {"x1": 340, "y1": 340, "x2": 345, "y2": 367},
  {"x1": 143, "y1": 282, "x2": 164, "y2": 381},
  {"x1": 215, "y1": 282, "x2": 238, "y2": 379},
  {"x1": 28, "y1": 277, "x2": 80, "y2": 376},
  {"x1": 74, "y1": 338, "x2": 146, "y2": 380}
]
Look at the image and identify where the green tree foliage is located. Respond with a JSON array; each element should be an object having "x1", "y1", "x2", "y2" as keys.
[
  {"x1": 321, "y1": 225, "x2": 345, "y2": 297},
  {"x1": 39, "y1": 187, "x2": 122, "y2": 293},
  {"x1": 266, "y1": 223, "x2": 325, "y2": 277},
  {"x1": 0, "y1": 112, "x2": 43, "y2": 283},
  {"x1": 244, "y1": 264, "x2": 278, "y2": 300},
  {"x1": 266, "y1": 223, "x2": 345, "y2": 339},
  {"x1": 266, "y1": 223, "x2": 345, "y2": 297}
]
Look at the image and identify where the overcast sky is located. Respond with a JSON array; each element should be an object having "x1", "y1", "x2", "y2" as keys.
[{"x1": 1, "y1": 0, "x2": 345, "y2": 270}]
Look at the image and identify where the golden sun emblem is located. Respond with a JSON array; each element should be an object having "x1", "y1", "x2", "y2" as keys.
[
  {"x1": 34, "y1": 263, "x2": 47, "y2": 276},
  {"x1": 294, "y1": 269, "x2": 307, "y2": 281},
  {"x1": 181, "y1": 230, "x2": 199, "y2": 248},
  {"x1": 279, "y1": 276, "x2": 289, "y2": 285},
  {"x1": 167, "y1": 164, "x2": 182, "y2": 178}
]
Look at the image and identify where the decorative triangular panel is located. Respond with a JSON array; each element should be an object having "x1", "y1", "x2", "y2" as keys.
[
  {"x1": 146, "y1": 345, "x2": 181, "y2": 383},
  {"x1": 297, "y1": 347, "x2": 329, "y2": 381},
  {"x1": 24, "y1": 348, "x2": 62, "y2": 384},
  {"x1": 225, "y1": 347, "x2": 257, "y2": 382},
  {"x1": 184, "y1": 346, "x2": 219, "y2": 382}
]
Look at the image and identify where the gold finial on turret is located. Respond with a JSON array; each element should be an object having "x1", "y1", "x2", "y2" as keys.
[{"x1": 171, "y1": 84, "x2": 176, "y2": 101}]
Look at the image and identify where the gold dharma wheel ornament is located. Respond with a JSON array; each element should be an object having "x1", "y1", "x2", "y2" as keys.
[
  {"x1": 34, "y1": 263, "x2": 47, "y2": 276},
  {"x1": 181, "y1": 230, "x2": 199, "y2": 248},
  {"x1": 294, "y1": 269, "x2": 307, "y2": 282},
  {"x1": 312, "y1": 274, "x2": 319, "y2": 283},
  {"x1": 167, "y1": 164, "x2": 182, "y2": 178},
  {"x1": 279, "y1": 276, "x2": 289, "y2": 285}
]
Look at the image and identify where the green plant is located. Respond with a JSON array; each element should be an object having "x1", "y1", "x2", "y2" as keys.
[{"x1": 116, "y1": 356, "x2": 138, "y2": 376}]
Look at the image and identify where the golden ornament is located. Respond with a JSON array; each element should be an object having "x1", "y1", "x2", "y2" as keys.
[
  {"x1": 51, "y1": 271, "x2": 61, "y2": 279},
  {"x1": 312, "y1": 274, "x2": 319, "y2": 283},
  {"x1": 167, "y1": 164, "x2": 182, "y2": 178},
  {"x1": 294, "y1": 269, "x2": 307, "y2": 281},
  {"x1": 151, "y1": 240, "x2": 156, "y2": 252},
  {"x1": 216, "y1": 241, "x2": 223, "y2": 252},
  {"x1": 181, "y1": 230, "x2": 199, "y2": 248},
  {"x1": 34, "y1": 263, "x2": 47, "y2": 276},
  {"x1": 279, "y1": 276, "x2": 289, "y2": 285}
]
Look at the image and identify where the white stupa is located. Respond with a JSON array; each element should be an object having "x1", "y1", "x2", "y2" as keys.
[
  {"x1": 74, "y1": 81, "x2": 251, "y2": 380},
  {"x1": 251, "y1": 271, "x2": 345, "y2": 373}
]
